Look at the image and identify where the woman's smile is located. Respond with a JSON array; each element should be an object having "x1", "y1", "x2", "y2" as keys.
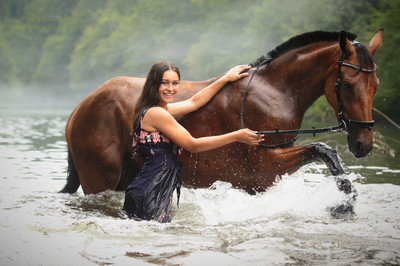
[{"x1": 158, "y1": 70, "x2": 180, "y2": 107}]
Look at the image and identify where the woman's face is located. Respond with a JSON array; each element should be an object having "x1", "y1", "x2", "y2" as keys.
[{"x1": 158, "y1": 70, "x2": 180, "y2": 107}]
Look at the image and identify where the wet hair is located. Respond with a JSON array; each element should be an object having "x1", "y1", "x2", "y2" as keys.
[{"x1": 133, "y1": 61, "x2": 180, "y2": 130}]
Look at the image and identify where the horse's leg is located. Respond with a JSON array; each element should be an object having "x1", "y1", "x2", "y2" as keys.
[
  {"x1": 268, "y1": 142, "x2": 357, "y2": 217},
  {"x1": 306, "y1": 142, "x2": 344, "y2": 175},
  {"x1": 304, "y1": 143, "x2": 356, "y2": 197},
  {"x1": 270, "y1": 143, "x2": 354, "y2": 192},
  {"x1": 73, "y1": 142, "x2": 124, "y2": 194}
]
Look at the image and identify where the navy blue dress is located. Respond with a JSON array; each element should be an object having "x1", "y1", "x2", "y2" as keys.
[{"x1": 123, "y1": 107, "x2": 182, "y2": 222}]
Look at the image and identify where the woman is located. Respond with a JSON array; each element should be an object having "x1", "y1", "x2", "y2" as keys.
[{"x1": 123, "y1": 61, "x2": 264, "y2": 222}]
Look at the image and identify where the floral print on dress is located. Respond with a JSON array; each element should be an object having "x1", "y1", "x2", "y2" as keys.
[
  {"x1": 132, "y1": 129, "x2": 177, "y2": 157},
  {"x1": 152, "y1": 132, "x2": 160, "y2": 144},
  {"x1": 161, "y1": 134, "x2": 170, "y2": 143},
  {"x1": 139, "y1": 131, "x2": 148, "y2": 144},
  {"x1": 132, "y1": 107, "x2": 181, "y2": 158},
  {"x1": 137, "y1": 130, "x2": 167, "y2": 144}
]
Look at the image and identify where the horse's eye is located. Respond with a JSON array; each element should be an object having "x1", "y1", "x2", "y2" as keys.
[{"x1": 342, "y1": 81, "x2": 353, "y2": 91}]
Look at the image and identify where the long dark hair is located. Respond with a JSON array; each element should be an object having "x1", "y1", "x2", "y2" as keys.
[{"x1": 133, "y1": 61, "x2": 180, "y2": 130}]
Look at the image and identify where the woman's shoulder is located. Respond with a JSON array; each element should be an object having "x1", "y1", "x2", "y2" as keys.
[
  {"x1": 142, "y1": 106, "x2": 173, "y2": 131},
  {"x1": 145, "y1": 106, "x2": 170, "y2": 118}
]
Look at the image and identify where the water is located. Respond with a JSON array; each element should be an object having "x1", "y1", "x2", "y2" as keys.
[{"x1": 0, "y1": 110, "x2": 399, "y2": 265}]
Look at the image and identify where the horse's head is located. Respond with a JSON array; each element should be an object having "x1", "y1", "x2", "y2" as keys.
[{"x1": 325, "y1": 29, "x2": 383, "y2": 158}]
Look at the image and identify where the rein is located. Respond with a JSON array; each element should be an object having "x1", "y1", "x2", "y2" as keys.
[{"x1": 240, "y1": 49, "x2": 376, "y2": 149}]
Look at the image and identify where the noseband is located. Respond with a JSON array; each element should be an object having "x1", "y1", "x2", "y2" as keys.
[{"x1": 240, "y1": 46, "x2": 377, "y2": 148}]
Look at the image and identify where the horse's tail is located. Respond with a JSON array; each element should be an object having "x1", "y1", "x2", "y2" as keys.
[{"x1": 59, "y1": 151, "x2": 80, "y2": 193}]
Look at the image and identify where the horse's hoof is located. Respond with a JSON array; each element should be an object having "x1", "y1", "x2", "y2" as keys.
[
  {"x1": 328, "y1": 203, "x2": 355, "y2": 219},
  {"x1": 118, "y1": 210, "x2": 130, "y2": 219},
  {"x1": 336, "y1": 177, "x2": 357, "y2": 197}
]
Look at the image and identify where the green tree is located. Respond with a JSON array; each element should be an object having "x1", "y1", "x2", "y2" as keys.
[
  {"x1": 34, "y1": 0, "x2": 107, "y2": 92},
  {"x1": 0, "y1": 34, "x2": 15, "y2": 85},
  {"x1": 0, "y1": 0, "x2": 398, "y2": 121},
  {"x1": 367, "y1": 0, "x2": 400, "y2": 120}
]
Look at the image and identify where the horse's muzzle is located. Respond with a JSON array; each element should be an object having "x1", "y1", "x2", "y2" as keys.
[{"x1": 349, "y1": 137, "x2": 373, "y2": 158}]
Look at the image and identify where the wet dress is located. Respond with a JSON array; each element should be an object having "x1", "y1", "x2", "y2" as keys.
[{"x1": 123, "y1": 106, "x2": 182, "y2": 222}]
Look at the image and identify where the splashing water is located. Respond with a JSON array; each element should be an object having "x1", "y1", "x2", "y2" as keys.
[{"x1": 0, "y1": 112, "x2": 399, "y2": 265}]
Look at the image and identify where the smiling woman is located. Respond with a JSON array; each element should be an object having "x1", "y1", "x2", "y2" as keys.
[
  {"x1": 122, "y1": 61, "x2": 263, "y2": 222},
  {"x1": 158, "y1": 72, "x2": 180, "y2": 107}
]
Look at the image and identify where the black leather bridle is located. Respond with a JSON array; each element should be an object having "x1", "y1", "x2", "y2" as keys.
[
  {"x1": 335, "y1": 50, "x2": 376, "y2": 131},
  {"x1": 240, "y1": 47, "x2": 377, "y2": 148}
]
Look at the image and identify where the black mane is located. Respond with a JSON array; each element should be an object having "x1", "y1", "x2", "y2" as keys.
[{"x1": 250, "y1": 31, "x2": 358, "y2": 67}]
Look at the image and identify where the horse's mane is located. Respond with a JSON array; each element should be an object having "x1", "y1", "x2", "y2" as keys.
[{"x1": 250, "y1": 31, "x2": 358, "y2": 67}]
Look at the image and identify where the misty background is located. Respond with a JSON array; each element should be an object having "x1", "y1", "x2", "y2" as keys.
[{"x1": 0, "y1": 0, "x2": 398, "y2": 122}]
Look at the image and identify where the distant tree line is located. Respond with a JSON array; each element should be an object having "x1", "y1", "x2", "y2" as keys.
[{"x1": 0, "y1": 0, "x2": 398, "y2": 121}]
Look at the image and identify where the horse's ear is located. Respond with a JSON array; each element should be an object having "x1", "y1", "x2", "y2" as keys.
[
  {"x1": 339, "y1": 30, "x2": 354, "y2": 57},
  {"x1": 368, "y1": 28, "x2": 384, "y2": 56}
]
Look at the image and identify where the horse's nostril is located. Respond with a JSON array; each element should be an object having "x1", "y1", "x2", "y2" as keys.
[{"x1": 357, "y1": 141, "x2": 364, "y2": 153}]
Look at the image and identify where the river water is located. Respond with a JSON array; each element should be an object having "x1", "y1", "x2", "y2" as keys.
[{"x1": 0, "y1": 110, "x2": 399, "y2": 265}]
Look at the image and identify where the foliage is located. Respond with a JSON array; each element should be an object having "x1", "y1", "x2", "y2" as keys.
[
  {"x1": 0, "y1": 0, "x2": 398, "y2": 121},
  {"x1": 367, "y1": 0, "x2": 400, "y2": 120}
]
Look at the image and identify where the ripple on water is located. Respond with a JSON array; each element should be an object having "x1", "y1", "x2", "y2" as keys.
[{"x1": 0, "y1": 114, "x2": 399, "y2": 265}]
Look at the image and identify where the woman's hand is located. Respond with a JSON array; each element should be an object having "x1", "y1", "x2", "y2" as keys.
[
  {"x1": 222, "y1": 65, "x2": 251, "y2": 83},
  {"x1": 167, "y1": 64, "x2": 251, "y2": 118},
  {"x1": 235, "y1": 128, "x2": 264, "y2": 146}
]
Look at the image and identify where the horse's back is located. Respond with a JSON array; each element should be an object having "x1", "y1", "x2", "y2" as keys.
[{"x1": 67, "y1": 77, "x2": 144, "y2": 137}]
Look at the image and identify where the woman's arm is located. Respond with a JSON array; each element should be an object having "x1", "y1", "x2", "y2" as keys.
[
  {"x1": 167, "y1": 65, "x2": 251, "y2": 117},
  {"x1": 142, "y1": 107, "x2": 264, "y2": 153}
]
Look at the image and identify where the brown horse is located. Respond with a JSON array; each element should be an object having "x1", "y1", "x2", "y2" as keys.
[{"x1": 61, "y1": 30, "x2": 383, "y2": 205}]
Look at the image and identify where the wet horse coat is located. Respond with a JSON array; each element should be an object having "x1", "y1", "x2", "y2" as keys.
[{"x1": 61, "y1": 30, "x2": 383, "y2": 201}]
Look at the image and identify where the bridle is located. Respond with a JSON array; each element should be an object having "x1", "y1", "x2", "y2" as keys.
[
  {"x1": 335, "y1": 50, "x2": 376, "y2": 131},
  {"x1": 240, "y1": 45, "x2": 377, "y2": 148}
]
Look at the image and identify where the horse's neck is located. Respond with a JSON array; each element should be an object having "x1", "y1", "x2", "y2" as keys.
[
  {"x1": 176, "y1": 75, "x2": 223, "y2": 101},
  {"x1": 264, "y1": 43, "x2": 339, "y2": 112}
]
